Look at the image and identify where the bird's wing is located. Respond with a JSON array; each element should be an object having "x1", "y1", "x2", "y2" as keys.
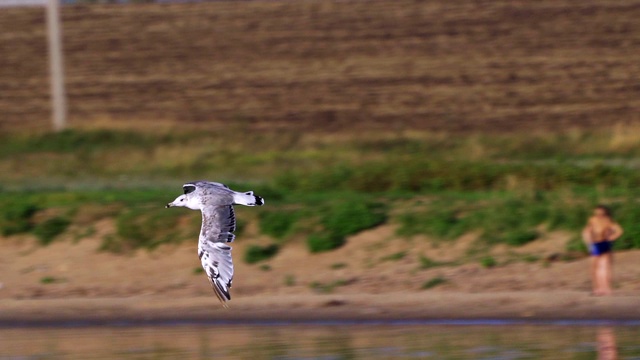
[
  {"x1": 183, "y1": 181, "x2": 229, "y2": 195},
  {"x1": 198, "y1": 205, "x2": 236, "y2": 305},
  {"x1": 205, "y1": 181, "x2": 230, "y2": 189},
  {"x1": 201, "y1": 205, "x2": 236, "y2": 243}
]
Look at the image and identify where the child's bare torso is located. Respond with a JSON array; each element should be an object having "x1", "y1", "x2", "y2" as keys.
[{"x1": 589, "y1": 216, "x2": 615, "y2": 242}]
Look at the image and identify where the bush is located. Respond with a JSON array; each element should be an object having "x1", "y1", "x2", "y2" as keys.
[
  {"x1": 397, "y1": 207, "x2": 469, "y2": 239},
  {"x1": 244, "y1": 244, "x2": 279, "y2": 264},
  {"x1": 481, "y1": 256, "x2": 497, "y2": 268},
  {"x1": 421, "y1": 276, "x2": 447, "y2": 290},
  {"x1": 108, "y1": 207, "x2": 184, "y2": 252},
  {"x1": 307, "y1": 232, "x2": 345, "y2": 253},
  {"x1": 305, "y1": 200, "x2": 387, "y2": 253},
  {"x1": 321, "y1": 201, "x2": 387, "y2": 238},
  {"x1": 259, "y1": 210, "x2": 298, "y2": 239},
  {"x1": 33, "y1": 217, "x2": 70, "y2": 245},
  {"x1": 380, "y1": 251, "x2": 407, "y2": 262},
  {"x1": 40, "y1": 276, "x2": 60, "y2": 284},
  {"x1": 0, "y1": 201, "x2": 39, "y2": 236},
  {"x1": 418, "y1": 255, "x2": 443, "y2": 269},
  {"x1": 503, "y1": 229, "x2": 539, "y2": 246}
]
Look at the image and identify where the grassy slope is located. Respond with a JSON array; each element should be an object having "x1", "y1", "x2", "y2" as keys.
[
  {"x1": 2, "y1": 127, "x2": 640, "y2": 260},
  {"x1": 1, "y1": 0, "x2": 640, "y2": 131}
]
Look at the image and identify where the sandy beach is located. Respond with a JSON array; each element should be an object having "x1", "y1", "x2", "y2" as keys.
[
  {"x1": 2, "y1": 226, "x2": 640, "y2": 325},
  {"x1": 1, "y1": 291, "x2": 640, "y2": 326}
]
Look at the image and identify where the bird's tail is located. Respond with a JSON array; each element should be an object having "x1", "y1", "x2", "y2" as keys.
[{"x1": 233, "y1": 191, "x2": 264, "y2": 206}]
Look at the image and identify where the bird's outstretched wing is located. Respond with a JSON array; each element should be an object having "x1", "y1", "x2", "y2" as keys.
[{"x1": 198, "y1": 205, "x2": 236, "y2": 305}]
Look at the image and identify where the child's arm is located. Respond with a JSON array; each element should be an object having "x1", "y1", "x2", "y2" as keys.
[{"x1": 608, "y1": 223, "x2": 624, "y2": 241}]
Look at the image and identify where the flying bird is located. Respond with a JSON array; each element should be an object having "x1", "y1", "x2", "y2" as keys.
[{"x1": 166, "y1": 181, "x2": 264, "y2": 306}]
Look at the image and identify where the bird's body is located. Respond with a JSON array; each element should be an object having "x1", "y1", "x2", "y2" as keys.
[{"x1": 166, "y1": 181, "x2": 264, "y2": 306}]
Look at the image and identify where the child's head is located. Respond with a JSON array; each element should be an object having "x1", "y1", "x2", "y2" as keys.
[{"x1": 594, "y1": 205, "x2": 612, "y2": 218}]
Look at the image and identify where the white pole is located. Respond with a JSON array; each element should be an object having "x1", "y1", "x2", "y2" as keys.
[{"x1": 46, "y1": 0, "x2": 67, "y2": 131}]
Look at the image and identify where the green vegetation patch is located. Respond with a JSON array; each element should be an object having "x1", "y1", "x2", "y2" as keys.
[
  {"x1": 418, "y1": 255, "x2": 449, "y2": 270},
  {"x1": 244, "y1": 244, "x2": 279, "y2": 264},
  {"x1": 307, "y1": 200, "x2": 388, "y2": 253},
  {"x1": 307, "y1": 232, "x2": 344, "y2": 253},
  {"x1": 275, "y1": 157, "x2": 638, "y2": 194},
  {"x1": 5, "y1": 128, "x2": 640, "y2": 256},
  {"x1": 397, "y1": 207, "x2": 470, "y2": 239},
  {"x1": 0, "y1": 129, "x2": 154, "y2": 156},
  {"x1": 33, "y1": 217, "x2": 71, "y2": 245},
  {"x1": 40, "y1": 276, "x2": 64, "y2": 284},
  {"x1": 421, "y1": 276, "x2": 447, "y2": 290},
  {"x1": 396, "y1": 192, "x2": 595, "y2": 247},
  {"x1": 481, "y1": 256, "x2": 498, "y2": 268},
  {"x1": 0, "y1": 200, "x2": 39, "y2": 236},
  {"x1": 608, "y1": 202, "x2": 640, "y2": 250},
  {"x1": 258, "y1": 210, "x2": 299, "y2": 240},
  {"x1": 321, "y1": 201, "x2": 387, "y2": 238},
  {"x1": 380, "y1": 251, "x2": 407, "y2": 262},
  {"x1": 104, "y1": 206, "x2": 186, "y2": 252},
  {"x1": 309, "y1": 279, "x2": 351, "y2": 294}
]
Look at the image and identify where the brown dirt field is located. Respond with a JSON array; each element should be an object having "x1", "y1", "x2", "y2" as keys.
[
  {"x1": 1, "y1": 0, "x2": 640, "y2": 132},
  {"x1": 1, "y1": 223, "x2": 640, "y2": 322}
]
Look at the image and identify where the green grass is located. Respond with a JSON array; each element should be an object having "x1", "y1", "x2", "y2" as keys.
[
  {"x1": 380, "y1": 251, "x2": 407, "y2": 262},
  {"x1": 39, "y1": 276, "x2": 62, "y2": 284},
  {"x1": 481, "y1": 256, "x2": 498, "y2": 268},
  {"x1": 107, "y1": 206, "x2": 186, "y2": 252},
  {"x1": 421, "y1": 276, "x2": 447, "y2": 290},
  {"x1": 0, "y1": 129, "x2": 154, "y2": 156},
  {"x1": 244, "y1": 244, "x2": 279, "y2": 264},
  {"x1": 258, "y1": 210, "x2": 299, "y2": 240},
  {"x1": 0, "y1": 200, "x2": 39, "y2": 236},
  {"x1": 33, "y1": 217, "x2": 71, "y2": 245},
  {"x1": 307, "y1": 232, "x2": 345, "y2": 253},
  {"x1": 396, "y1": 191, "x2": 599, "y2": 248},
  {"x1": 3, "y1": 128, "x2": 640, "y2": 257},
  {"x1": 320, "y1": 201, "x2": 387, "y2": 238},
  {"x1": 309, "y1": 279, "x2": 350, "y2": 294},
  {"x1": 306, "y1": 200, "x2": 388, "y2": 253},
  {"x1": 418, "y1": 255, "x2": 448, "y2": 269}
]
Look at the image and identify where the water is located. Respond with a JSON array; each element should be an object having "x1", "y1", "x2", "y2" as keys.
[{"x1": 1, "y1": 322, "x2": 639, "y2": 359}]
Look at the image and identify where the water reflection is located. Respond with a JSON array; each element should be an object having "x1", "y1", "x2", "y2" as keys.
[
  {"x1": 0, "y1": 323, "x2": 639, "y2": 359},
  {"x1": 597, "y1": 327, "x2": 618, "y2": 360}
]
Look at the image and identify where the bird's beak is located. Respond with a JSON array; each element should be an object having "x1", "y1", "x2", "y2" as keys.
[{"x1": 166, "y1": 203, "x2": 174, "y2": 208}]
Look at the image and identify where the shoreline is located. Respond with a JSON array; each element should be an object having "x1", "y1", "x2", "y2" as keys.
[{"x1": 2, "y1": 291, "x2": 639, "y2": 327}]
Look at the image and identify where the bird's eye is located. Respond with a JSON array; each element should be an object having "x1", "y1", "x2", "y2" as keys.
[{"x1": 181, "y1": 199, "x2": 184, "y2": 201}]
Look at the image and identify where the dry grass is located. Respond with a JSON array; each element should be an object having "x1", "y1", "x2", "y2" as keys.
[{"x1": 1, "y1": 0, "x2": 640, "y2": 132}]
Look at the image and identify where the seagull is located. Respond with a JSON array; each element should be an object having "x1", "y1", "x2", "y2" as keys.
[{"x1": 166, "y1": 181, "x2": 264, "y2": 306}]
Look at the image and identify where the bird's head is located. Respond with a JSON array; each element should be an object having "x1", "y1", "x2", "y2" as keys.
[{"x1": 166, "y1": 193, "x2": 201, "y2": 210}]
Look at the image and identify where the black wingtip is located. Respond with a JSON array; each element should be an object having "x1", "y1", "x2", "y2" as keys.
[{"x1": 255, "y1": 195, "x2": 264, "y2": 206}]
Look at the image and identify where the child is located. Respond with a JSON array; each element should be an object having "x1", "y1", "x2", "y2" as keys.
[{"x1": 582, "y1": 205, "x2": 623, "y2": 296}]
